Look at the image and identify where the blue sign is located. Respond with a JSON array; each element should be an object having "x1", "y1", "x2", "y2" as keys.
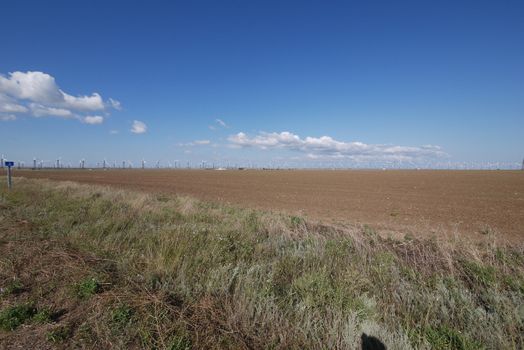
[{"x1": 4, "y1": 161, "x2": 14, "y2": 167}]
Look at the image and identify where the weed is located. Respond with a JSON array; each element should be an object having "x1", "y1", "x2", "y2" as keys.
[
  {"x1": 32, "y1": 307, "x2": 52, "y2": 324},
  {"x1": 363, "y1": 224, "x2": 377, "y2": 237},
  {"x1": 111, "y1": 304, "x2": 134, "y2": 329},
  {"x1": 77, "y1": 322, "x2": 96, "y2": 344},
  {"x1": 0, "y1": 303, "x2": 36, "y2": 331},
  {"x1": 461, "y1": 260, "x2": 496, "y2": 287},
  {"x1": 74, "y1": 277, "x2": 101, "y2": 299},
  {"x1": 290, "y1": 215, "x2": 304, "y2": 228},
  {"x1": 1, "y1": 279, "x2": 24, "y2": 296},
  {"x1": 425, "y1": 326, "x2": 484, "y2": 350},
  {"x1": 46, "y1": 325, "x2": 71, "y2": 343},
  {"x1": 504, "y1": 275, "x2": 524, "y2": 294},
  {"x1": 168, "y1": 334, "x2": 191, "y2": 350}
]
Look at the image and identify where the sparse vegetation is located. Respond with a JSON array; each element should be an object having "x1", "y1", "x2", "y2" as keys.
[
  {"x1": 111, "y1": 303, "x2": 134, "y2": 329},
  {"x1": 0, "y1": 303, "x2": 36, "y2": 331},
  {"x1": 0, "y1": 178, "x2": 523, "y2": 349},
  {"x1": 32, "y1": 307, "x2": 53, "y2": 324},
  {"x1": 75, "y1": 277, "x2": 101, "y2": 299},
  {"x1": 46, "y1": 325, "x2": 71, "y2": 342},
  {"x1": 0, "y1": 279, "x2": 24, "y2": 296}
]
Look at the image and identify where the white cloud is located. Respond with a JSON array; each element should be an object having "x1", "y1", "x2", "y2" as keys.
[
  {"x1": 0, "y1": 93, "x2": 28, "y2": 113},
  {"x1": 194, "y1": 140, "x2": 211, "y2": 145},
  {"x1": 209, "y1": 118, "x2": 228, "y2": 130},
  {"x1": 178, "y1": 139, "x2": 212, "y2": 146},
  {"x1": 131, "y1": 120, "x2": 147, "y2": 134},
  {"x1": 216, "y1": 118, "x2": 228, "y2": 127},
  {"x1": 83, "y1": 115, "x2": 104, "y2": 124},
  {"x1": 0, "y1": 114, "x2": 17, "y2": 121},
  {"x1": 29, "y1": 103, "x2": 74, "y2": 118},
  {"x1": 0, "y1": 71, "x2": 121, "y2": 123},
  {"x1": 0, "y1": 71, "x2": 63, "y2": 103},
  {"x1": 62, "y1": 92, "x2": 104, "y2": 111},
  {"x1": 108, "y1": 98, "x2": 122, "y2": 110},
  {"x1": 109, "y1": 130, "x2": 119, "y2": 134},
  {"x1": 228, "y1": 131, "x2": 447, "y2": 162}
]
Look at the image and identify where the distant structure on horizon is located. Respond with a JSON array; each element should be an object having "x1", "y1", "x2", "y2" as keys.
[{"x1": 521, "y1": 158, "x2": 524, "y2": 170}]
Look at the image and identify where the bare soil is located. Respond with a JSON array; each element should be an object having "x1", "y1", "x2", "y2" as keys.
[{"x1": 11, "y1": 169, "x2": 524, "y2": 241}]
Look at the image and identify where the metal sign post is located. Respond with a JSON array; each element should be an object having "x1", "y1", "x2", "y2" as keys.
[{"x1": 4, "y1": 161, "x2": 14, "y2": 189}]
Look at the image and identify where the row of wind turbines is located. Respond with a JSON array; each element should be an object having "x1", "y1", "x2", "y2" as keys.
[
  {"x1": 0, "y1": 155, "x2": 254, "y2": 170},
  {"x1": 2, "y1": 154, "x2": 524, "y2": 170}
]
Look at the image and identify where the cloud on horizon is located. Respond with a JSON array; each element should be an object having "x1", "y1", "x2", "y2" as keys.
[
  {"x1": 228, "y1": 131, "x2": 448, "y2": 162},
  {"x1": 0, "y1": 71, "x2": 120, "y2": 124}
]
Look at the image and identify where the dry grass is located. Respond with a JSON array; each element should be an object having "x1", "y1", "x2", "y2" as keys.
[{"x1": 0, "y1": 178, "x2": 523, "y2": 349}]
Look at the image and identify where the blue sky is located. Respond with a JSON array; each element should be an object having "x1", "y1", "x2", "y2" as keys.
[{"x1": 1, "y1": 0, "x2": 523, "y2": 168}]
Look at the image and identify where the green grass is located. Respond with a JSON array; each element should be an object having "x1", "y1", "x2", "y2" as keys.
[
  {"x1": 1, "y1": 279, "x2": 24, "y2": 297},
  {"x1": 74, "y1": 277, "x2": 101, "y2": 299},
  {"x1": 424, "y1": 326, "x2": 484, "y2": 350},
  {"x1": 0, "y1": 178, "x2": 523, "y2": 349},
  {"x1": 111, "y1": 304, "x2": 134, "y2": 329},
  {"x1": 0, "y1": 303, "x2": 37, "y2": 331},
  {"x1": 32, "y1": 308, "x2": 53, "y2": 324},
  {"x1": 46, "y1": 326, "x2": 71, "y2": 343},
  {"x1": 167, "y1": 334, "x2": 192, "y2": 350}
]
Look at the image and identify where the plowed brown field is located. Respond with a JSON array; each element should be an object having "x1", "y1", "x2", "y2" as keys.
[{"x1": 11, "y1": 169, "x2": 524, "y2": 241}]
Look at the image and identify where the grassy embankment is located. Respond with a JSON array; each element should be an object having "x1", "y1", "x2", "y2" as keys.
[{"x1": 1, "y1": 178, "x2": 523, "y2": 349}]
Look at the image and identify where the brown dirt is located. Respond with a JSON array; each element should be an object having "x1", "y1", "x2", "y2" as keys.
[{"x1": 10, "y1": 169, "x2": 524, "y2": 242}]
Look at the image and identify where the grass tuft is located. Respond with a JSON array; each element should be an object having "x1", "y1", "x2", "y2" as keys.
[
  {"x1": 74, "y1": 277, "x2": 101, "y2": 299},
  {"x1": 0, "y1": 303, "x2": 37, "y2": 331},
  {"x1": 32, "y1": 307, "x2": 53, "y2": 324},
  {"x1": 46, "y1": 325, "x2": 71, "y2": 343},
  {"x1": 111, "y1": 303, "x2": 134, "y2": 329},
  {"x1": 1, "y1": 279, "x2": 24, "y2": 296}
]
